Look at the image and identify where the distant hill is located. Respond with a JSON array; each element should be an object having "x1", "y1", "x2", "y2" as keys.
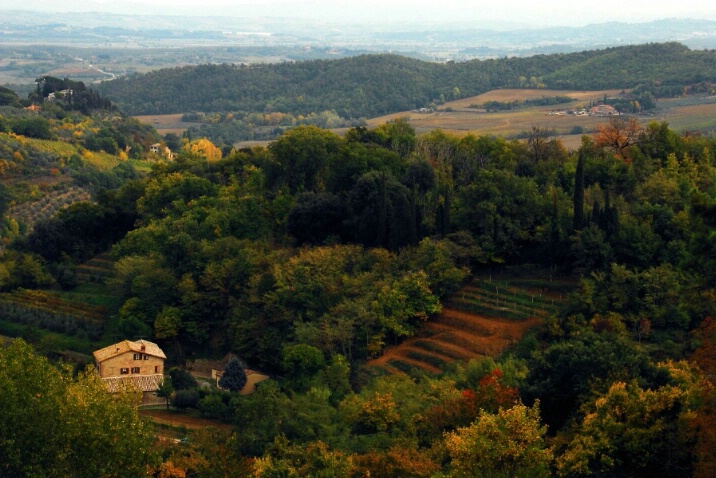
[{"x1": 99, "y1": 42, "x2": 716, "y2": 118}]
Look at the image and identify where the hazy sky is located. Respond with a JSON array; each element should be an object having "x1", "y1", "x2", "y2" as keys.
[{"x1": 5, "y1": 0, "x2": 716, "y2": 28}]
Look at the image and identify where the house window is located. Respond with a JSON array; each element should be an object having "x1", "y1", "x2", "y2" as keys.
[
  {"x1": 120, "y1": 368, "x2": 129, "y2": 374},
  {"x1": 144, "y1": 355, "x2": 149, "y2": 360},
  {"x1": 133, "y1": 353, "x2": 142, "y2": 360},
  {"x1": 155, "y1": 366, "x2": 159, "y2": 373},
  {"x1": 131, "y1": 367, "x2": 140, "y2": 374}
]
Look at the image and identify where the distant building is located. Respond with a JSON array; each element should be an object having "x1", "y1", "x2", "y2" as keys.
[
  {"x1": 46, "y1": 89, "x2": 73, "y2": 103},
  {"x1": 93, "y1": 339, "x2": 166, "y2": 392},
  {"x1": 590, "y1": 104, "x2": 619, "y2": 116},
  {"x1": 24, "y1": 104, "x2": 41, "y2": 112},
  {"x1": 149, "y1": 143, "x2": 174, "y2": 159}
]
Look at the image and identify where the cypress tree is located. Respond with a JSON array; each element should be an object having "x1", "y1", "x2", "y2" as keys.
[
  {"x1": 573, "y1": 148, "x2": 585, "y2": 232},
  {"x1": 378, "y1": 171, "x2": 387, "y2": 247},
  {"x1": 219, "y1": 358, "x2": 248, "y2": 393}
]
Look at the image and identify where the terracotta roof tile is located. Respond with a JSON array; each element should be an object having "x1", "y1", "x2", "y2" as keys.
[{"x1": 93, "y1": 339, "x2": 166, "y2": 362}]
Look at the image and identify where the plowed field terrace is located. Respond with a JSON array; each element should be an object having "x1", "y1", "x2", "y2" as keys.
[
  {"x1": 369, "y1": 273, "x2": 574, "y2": 375},
  {"x1": 75, "y1": 252, "x2": 115, "y2": 284}
]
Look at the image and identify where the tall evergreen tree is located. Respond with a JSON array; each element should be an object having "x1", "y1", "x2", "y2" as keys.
[
  {"x1": 573, "y1": 148, "x2": 586, "y2": 232},
  {"x1": 219, "y1": 357, "x2": 248, "y2": 393}
]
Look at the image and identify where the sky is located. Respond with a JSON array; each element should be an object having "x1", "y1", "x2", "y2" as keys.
[{"x1": 3, "y1": 0, "x2": 716, "y2": 28}]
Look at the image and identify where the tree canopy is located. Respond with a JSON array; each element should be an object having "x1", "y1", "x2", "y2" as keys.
[{"x1": 0, "y1": 340, "x2": 156, "y2": 477}]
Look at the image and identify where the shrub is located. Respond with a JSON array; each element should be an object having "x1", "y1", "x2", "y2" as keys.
[
  {"x1": 198, "y1": 393, "x2": 229, "y2": 420},
  {"x1": 11, "y1": 117, "x2": 52, "y2": 139},
  {"x1": 172, "y1": 389, "x2": 200, "y2": 409},
  {"x1": 169, "y1": 368, "x2": 198, "y2": 390}
]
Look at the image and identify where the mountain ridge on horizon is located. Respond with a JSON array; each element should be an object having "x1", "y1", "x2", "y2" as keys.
[{"x1": 2, "y1": 10, "x2": 716, "y2": 60}]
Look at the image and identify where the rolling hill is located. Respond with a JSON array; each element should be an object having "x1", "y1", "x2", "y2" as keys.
[{"x1": 100, "y1": 42, "x2": 716, "y2": 119}]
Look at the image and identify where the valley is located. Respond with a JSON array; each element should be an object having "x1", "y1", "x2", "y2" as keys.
[
  {"x1": 142, "y1": 88, "x2": 716, "y2": 151},
  {"x1": 368, "y1": 89, "x2": 716, "y2": 149}
]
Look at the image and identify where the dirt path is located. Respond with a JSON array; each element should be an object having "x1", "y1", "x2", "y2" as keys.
[
  {"x1": 370, "y1": 352, "x2": 443, "y2": 374},
  {"x1": 140, "y1": 409, "x2": 232, "y2": 430}
]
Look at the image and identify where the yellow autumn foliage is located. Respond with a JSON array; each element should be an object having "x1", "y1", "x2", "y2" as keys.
[
  {"x1": 183, "y1": 137, "x2": 222, "y2": 162},
  {"x1": 445, "y1": 402, "x2": 552, "y2": 478}
]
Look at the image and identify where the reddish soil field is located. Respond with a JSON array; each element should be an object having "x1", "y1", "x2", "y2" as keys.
[
  {"x1": 369, "y1": 308, "x2": 542, "y2": 373},
  {"x1": 368, "y1": 276, "x2": 571, "y2": 375}
]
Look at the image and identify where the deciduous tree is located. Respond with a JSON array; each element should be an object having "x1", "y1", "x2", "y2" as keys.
[
  {"x1": 557, "y1": 363, "x2": 700, "y2": 477},
  {"x1": 593, "y1": 117, "x2": 643, "y2": 160},
  {"x1": 444, "y1": 402, "x2": 552, "y2": 478},
  {"x1": 0, "y1": 340, "x2": 156, "y2": 477}
]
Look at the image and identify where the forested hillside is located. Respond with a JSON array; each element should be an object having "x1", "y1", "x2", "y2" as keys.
[
  {"x1": 0, "y1": 89, "x2": 158, "y2": 293},
  {"x1": 4, "y1": 51, "x2": 716, "y2": 475},
  {"x1": 100, "y1": 42, "x2": 716, "y2": 117},
  {"x1": 2, "y1": 110, "x2": 716, "y2": 475}
]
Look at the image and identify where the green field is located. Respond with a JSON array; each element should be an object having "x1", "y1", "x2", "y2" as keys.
[
  {"x1": 366, "y1": 89, "x2": 716, "y2": 150},
  {"x1": 24, "y1": 137, "x2": 80, "y2": 157}
]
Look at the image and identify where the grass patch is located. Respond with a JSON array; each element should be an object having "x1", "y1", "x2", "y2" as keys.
[
  {"x1": 0, "y1": 290, "x2": 106, "y2": 339},
  {"x1": 463, "y1": 282, "x2": 560, "y2": 307},
  {"x1": 0, "y1": 320, "x2": 99, "y2": 355},
  {"x1": 81, "y1": 151, "x2": 123, "y2": 170},
  {"x1": 54, "y1": 282, "x2": 122, "y2": 311},
  {"x1": 129, "y1": 159, "x2": 156, "y2": 173},
  {"x1": 0, "y1": 284, "x2": 125, "y2": 350},
  {"x1": 25, "y1": 137, "x2": 79, "y2": 156},
  {"x1": 453, "y1": 290, "x2": 554, "y2": 317},
  {"x1": 506, "y1": 278, "x2": 576, "y2": 294},
  {"x1": 446, "y1": 300, "x2": 535, "y2": 321}
]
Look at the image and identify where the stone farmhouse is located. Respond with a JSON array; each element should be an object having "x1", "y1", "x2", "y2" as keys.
[
  {"x1": 149, "y1": 143, "x2": 174, "y2": 160},
  {"x1": 590, "y1": 104, "x2": 619, "y2": 116},
  {"x1": 93, "y1": 339, "x2": 166, "y2": 392}
]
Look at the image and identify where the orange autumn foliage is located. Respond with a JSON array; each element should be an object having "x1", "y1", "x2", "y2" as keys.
[
  {"x1": 156, "y1": 462, "x2": 186, "y2": 478},
  {"x1": 691, "y1": 317, "x2": 716, "y2": 478},
  {"x1": 593, "y1": 117, "x2": 643, "y2": 161},
  {"x1": 418, "y1": 369, "x2": 520, "y2": 439},
  {"x1": 350, "y1": 447, "x2": 439, "y2": 478}
]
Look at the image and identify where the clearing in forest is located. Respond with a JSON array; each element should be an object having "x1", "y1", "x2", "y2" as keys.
[{"x1": 369, "y1": 270, "x2": 575, "y2": 375}]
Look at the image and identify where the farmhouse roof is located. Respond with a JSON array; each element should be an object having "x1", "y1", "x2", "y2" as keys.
[
  {"x1": 590, "y1": 104, "x2": 618, "y2": 114},
  {"x1": 93, "y1": 339, "x2": 166, "y2": 362}
]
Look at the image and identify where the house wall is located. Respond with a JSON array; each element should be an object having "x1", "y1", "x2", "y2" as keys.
[{"x1": 97, "y1": 351, "x2": 164, "y2": 378}]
